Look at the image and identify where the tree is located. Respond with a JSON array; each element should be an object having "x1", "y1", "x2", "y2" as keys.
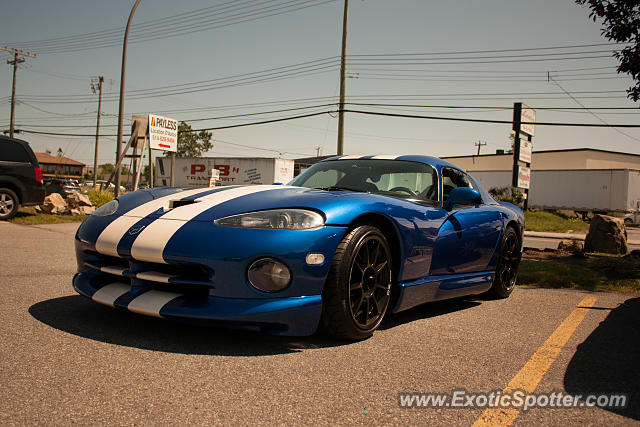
[
  {"x1": 165, "y1": 121, "x2": 213, "y2": 158},
  {"x1": 575, "y1": 0, "x2": 640, "y2": 101},
  {"x1": 99, "y1": 163, "x2": 115, "y2": 177},
  {"x1": 56, "y1": 147, "x2": 63, "y2": 157}
]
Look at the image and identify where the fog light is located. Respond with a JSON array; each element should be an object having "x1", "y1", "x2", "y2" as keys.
[
  {"x1": 247, "y1": 258, "x2": 291, "y2": 293},
  {"x1": 305, "y1": 253, "x2": 325, "y2": 265}
]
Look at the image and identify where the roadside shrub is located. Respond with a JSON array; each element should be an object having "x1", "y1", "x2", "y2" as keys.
[
  {"x1": 87, "y1": 189, "x2": 114, "y2": 208},
  {"x1": 489, "y1": 186, "x2": 524, "y2": 205}
]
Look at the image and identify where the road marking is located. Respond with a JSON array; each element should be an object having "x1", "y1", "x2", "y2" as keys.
[{"x1": 472, "y1": 295, "x2": 597, "y2": 427}]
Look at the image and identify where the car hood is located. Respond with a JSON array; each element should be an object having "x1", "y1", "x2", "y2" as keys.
[{"x1": 116, "y1": 184, "x2": 426, "y2": 225}]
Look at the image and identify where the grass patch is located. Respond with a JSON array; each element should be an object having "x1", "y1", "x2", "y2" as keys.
[
  {"x1": 87, "y1": 189, "x2": 114, "y2": 208},
  {"x1": 519, "y1": 253, "x2": 640, "y2": 293},
  {"x1": 9, "y1": 207, "x2": 88, "y2": 225},
  {"x1": 524, "y1": 210, "x2": 590, "y2": 233}
]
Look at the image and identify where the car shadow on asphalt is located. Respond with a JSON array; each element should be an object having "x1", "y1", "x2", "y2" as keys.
[
  {"x1": 563, "y1": 297, "x2": 640, "y2": 421},
  {"x1": 379, "y1": 297, "x2": 481, "y2": 330},
  {"x1": 28, "y1": 296, "x2": 345, "y2": 356}
]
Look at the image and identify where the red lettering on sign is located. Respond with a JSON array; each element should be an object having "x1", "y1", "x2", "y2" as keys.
[
  {"x1": 191, "y1": 164, "x2": 206, "y2": 174},
  {"x1": 215, "y1": 165, "x2": 230, "y2": 176}
]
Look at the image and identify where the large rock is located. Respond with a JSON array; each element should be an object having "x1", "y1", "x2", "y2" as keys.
[
  {"x1": 78, "y1": 206, "x2": 95, "y2": 215},
  {"x1": 41, "y1": 193, "x2": 67, "y2": 214},
  {"x1": 584, "y1": 214, "x2": 628, "y2": 254},
  {"x1": 66, "y1": 192, "x2": 92, "y2": 208}
]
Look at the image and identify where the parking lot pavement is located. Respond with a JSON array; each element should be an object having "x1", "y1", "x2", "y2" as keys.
[{"x1": 0, "y1": 222, "x2": 637, "y2": 425}]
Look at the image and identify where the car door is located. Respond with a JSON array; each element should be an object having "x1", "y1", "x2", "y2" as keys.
[{"x1": 429, "y1": 167, "x2": 502, "y2": 275}]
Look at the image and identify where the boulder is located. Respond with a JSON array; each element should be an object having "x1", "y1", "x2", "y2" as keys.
[
  {"x1": 66, "y1": 193, "x2": 92, "y2": 208},
  {"x1": 555, "y1": 209, "x2": 578, "y2": 219},
  {"x1": 78, "y1": 206, "x2": 95, "y2": 215},
  {"x1": 584, "y1": 214, "x2": 628, "y2": 254},
  {"x1": 558, "y1": 239, "x2": 584, "y2": 254},
  {"x1": 69, "y1": 208, "x2": 81, "y2": 216},
  {"x1": 41, "y1": 193, "x2": 68, "y2": 214}
]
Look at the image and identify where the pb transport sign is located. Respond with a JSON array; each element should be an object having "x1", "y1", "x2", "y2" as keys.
[{"x1": 149, "y1": 114, "x2": 178, "y2": 152}]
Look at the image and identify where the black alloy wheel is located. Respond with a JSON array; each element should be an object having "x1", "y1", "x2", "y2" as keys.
[
  {"x1": 488, "y1": 227, "x2": 520, "y2": 298},
  {"x1": 321, "y1": 225, "x2": 393, "y2": 340}
]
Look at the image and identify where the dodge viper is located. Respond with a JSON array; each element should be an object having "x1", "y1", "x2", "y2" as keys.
[{"x1": 73, "y1": 155, "x2": 524, "y2": 339}]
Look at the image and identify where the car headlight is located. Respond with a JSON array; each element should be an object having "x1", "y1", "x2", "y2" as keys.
[
  {"x1": 247, "y1": 258, "x2": 292, "y2": 292},
  {"x1": 215, "y1": 209, "x2": 324, "y2": 230},
  {"x1": 92, "y1": 199, "x2": 119, "y2": 216}
]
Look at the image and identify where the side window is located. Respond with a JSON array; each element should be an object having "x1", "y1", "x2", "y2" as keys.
[
  {"x1": 0, "y1": 141, "x2": 30, "y2": 163},
  {"x1": 441, "y1": 167, "x2": 472, "y2": 200}
]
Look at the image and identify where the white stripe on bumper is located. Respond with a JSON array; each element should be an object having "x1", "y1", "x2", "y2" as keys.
[
  {"x1": 127, "y1": 290, "x2": 181, "y2": 318},
  {"x1": 91, "y1": 282, "x2": 130, "y2": 307},
  {"x1": 130, "y1": 185, "x2": 282, "y2": 264}
]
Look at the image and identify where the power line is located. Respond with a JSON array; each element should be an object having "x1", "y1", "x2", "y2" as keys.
[
  {"x1": 342, "y1": 109, "x2": 640, "y2": 128},
  {"x1": 548, "y1": 76, "x2": 640, "y2": 143},
  {"x1": 9, "y1": 0, "x2": 338, "y2": 54}
]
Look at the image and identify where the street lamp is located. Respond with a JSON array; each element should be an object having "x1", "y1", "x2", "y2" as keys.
[{"x1": 115, "y1": 0, "x2": 142, "y2": 197}]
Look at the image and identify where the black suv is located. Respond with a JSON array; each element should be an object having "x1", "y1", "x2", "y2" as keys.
[{"x1": 0, "y1": 136, "x2": 45, "y2": 219}]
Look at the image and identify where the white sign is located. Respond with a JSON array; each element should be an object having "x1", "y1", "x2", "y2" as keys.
[
  {"x1": 517, "y1": 166, "x2": 531, "y2": 189},
  {"x1": 520, "y1": 105, "x2": 536, "y2": 137},
  {"x1": 149, "y1": 114, "x2": 178, "y2": 152},
  {"x1": 519, "y1": 139, "x2": 532, "y2": 163}
]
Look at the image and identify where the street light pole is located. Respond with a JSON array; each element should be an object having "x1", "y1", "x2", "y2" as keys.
[
  {"x1": 336, "y1": 0, "x2": 349, "y2": 156},
  {"x1": 115, "y1": 0, "x2": 142, "y2": 197}
]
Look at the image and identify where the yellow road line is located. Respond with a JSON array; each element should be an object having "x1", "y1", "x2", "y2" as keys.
[{"x1": 472, "y1": 295, "x2": 597, "y2": 427}]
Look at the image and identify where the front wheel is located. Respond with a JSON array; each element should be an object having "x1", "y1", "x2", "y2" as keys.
[
  {"x1": 320, "y1": 225, "x2": 393, "y2": 340},
  {"x1": 488, "y1": 226, "x2": 520, "y2": 298}
]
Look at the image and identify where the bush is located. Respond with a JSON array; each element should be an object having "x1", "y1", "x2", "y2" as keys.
[
  {"x1": 488, "y1": 186, "x2": 524, "y2": 205},
  {"x1": 87, "y1": 189, "x2": 114, "y2": 208}
]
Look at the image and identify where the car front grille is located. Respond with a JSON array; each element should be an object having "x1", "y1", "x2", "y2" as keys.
[{"x1": 83, "y1": 251, "x2": 214, "y2": 297}]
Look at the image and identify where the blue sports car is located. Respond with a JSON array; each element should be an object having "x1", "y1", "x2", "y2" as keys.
[{"x1": 73, "y1": 155, "x2": 524, "y2": 339}]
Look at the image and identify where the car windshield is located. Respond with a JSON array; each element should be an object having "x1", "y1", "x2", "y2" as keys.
[{"x1": 289, "y1": 159, "x2": 438, "y2": 203}]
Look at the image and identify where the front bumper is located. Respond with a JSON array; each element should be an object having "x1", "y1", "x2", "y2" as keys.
[{"x1": 73, "y1": 271, "x2": 323, "y2": 336}]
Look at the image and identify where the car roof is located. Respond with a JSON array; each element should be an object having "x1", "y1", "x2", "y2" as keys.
[{"x1": 320, "y1": 155, "x2": 462, "y2": 171}]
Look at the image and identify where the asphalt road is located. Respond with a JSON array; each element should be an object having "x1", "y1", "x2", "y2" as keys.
[{"x1": 0, "y1": 222, "x2": 638, "y2": 426}]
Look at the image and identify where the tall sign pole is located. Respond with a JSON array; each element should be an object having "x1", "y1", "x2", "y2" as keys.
[
  {"x1": 512, "y1": 102, "x2": 535, "y2": 210},
  {"x1": 336, "y1": 0, "x2": 349, "y2": 156}
]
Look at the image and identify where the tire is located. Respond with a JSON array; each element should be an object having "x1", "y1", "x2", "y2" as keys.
[
  {"x1": 488, "y1": 226, "x2": 520, "y2": 298},
  {"x1": 320, "y1": 225, "x2": 393, "y2": 340},
  {"x1": 0, "y1": 188, "x2": 19, "y2": 220}
]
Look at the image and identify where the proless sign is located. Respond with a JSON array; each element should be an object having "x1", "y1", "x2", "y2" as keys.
[{"x1": 149, "y1": 114, "x2": 178, "y2": 152}]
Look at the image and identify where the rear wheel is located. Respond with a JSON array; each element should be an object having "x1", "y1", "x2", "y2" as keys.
[
  {"x1": 488, "y1": 227, "x2": 520, "y2": 298},
  {"x1": 320, "y1": 225, "x2": 393, "y2": 340},
  {"x1": 0, "y1": 188, "x2": 19, "y2": 220}
]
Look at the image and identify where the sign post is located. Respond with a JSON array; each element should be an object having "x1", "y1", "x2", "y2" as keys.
[
  {"x1": 148, "y1": 114, "x2": 178, "y2": 186},
  {"x1": 512, "y1": 103, "x2": 535, "y2": 210}
]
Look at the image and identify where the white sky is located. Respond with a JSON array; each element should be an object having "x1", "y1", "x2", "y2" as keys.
[{"x1": 1, "y1": 0, "x2": 638, "y2": 168}]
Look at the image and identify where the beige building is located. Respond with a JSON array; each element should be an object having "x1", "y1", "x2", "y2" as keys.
[{"x1": 442, "y1": 148, "x2": 640, "y2": 172}]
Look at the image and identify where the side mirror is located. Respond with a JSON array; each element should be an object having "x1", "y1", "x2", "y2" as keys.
[{"x1": 445, "y1": 187, "x2": 482, "y2": 211}]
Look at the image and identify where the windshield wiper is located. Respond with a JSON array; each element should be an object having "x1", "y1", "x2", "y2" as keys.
[{"x1": 317, "y1": 186, "x2": 361, "y2": 192}]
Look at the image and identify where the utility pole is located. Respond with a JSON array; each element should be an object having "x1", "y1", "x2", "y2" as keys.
[
  {"x1": 91, "y1": 76, "x2": 104, "y2": 187},
  {"x1": 115, "y1": 0, "x2": 142, "y2": 197},
  {"x1": 2, "y1": 47, "x2": 36, "y2": 138},
  {"x1": 336, "y1": 0, "x2": 349, "y2": 156},
  {"x1": 475, "y1": 140, "x2": 487, "y2": 156}
]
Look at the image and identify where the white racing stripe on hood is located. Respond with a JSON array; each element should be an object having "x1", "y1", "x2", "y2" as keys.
[
  {"x1": 370, "y1": 154, "x2": 401, "y2": 159},
  {"x1": 95, "y1": 187, "x2": 219, "y2": 257},
  {"x1": 130, "y1": 185, "x2": 283, "y2": 264}
]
